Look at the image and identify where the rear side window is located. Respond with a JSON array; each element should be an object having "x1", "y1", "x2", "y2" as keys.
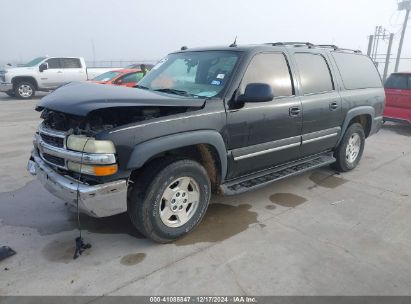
[
  {"x1": 61, "y1": 58, "x2": 82, "y2": 69},
  {"x1": 45, "y1": 58, "x2": 61, "y2": 69},
  {"x1": 385, "y1": 74, "x2": 410, "y2": 90},
  {"x1": 294, "y1": 53, "x2": 334, "y2": 94},
  {"x1": 332, "y1": 52, "x2": 382, "y2": 90},
  {"x1": 240, "y1": 53, "x2": 293, "y2": 97}
]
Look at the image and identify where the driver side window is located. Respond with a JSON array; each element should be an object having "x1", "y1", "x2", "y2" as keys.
[
  {"x1": 45, "y1": 58, "x2": 61, "y2": 69},
  {"x1": 240, "y1": 53, "x2": 293, "y2": 97}
]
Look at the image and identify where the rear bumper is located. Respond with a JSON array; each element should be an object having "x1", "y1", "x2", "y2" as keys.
[
  {"x1": 27, "y1": 150, "x2": 128, "y2": 217},
  {"x1": 0, "y1": 82, "x2": 13, "y2": 92}
]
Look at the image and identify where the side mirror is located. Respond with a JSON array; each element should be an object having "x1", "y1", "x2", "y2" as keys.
[
  {"x1": 237, "y1": 83, "x2": 274, "y2": 103},
  {"x1": 116, "y1": 79, "x2": 123, "y2": 85},
  {"x1": 39, "y1": 63, "x2": 48, "y2": 72}
]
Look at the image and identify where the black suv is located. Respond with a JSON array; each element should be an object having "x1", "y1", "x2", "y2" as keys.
[{"x1": 27, "y1": 42, "x2": 385, "y2": 242}]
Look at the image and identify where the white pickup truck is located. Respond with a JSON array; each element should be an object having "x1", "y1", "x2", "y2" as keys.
[{"x1": 0, "y1": 57, "x2": 120, "y2": 99}]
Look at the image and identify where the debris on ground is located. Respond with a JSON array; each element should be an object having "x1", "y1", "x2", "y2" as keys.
[
  {"x1": 0, "y1": 246, "x2": 16, "y2": 261},
  {"x1": 331, "y1": 200, "x2": 345, "y2": 206}
]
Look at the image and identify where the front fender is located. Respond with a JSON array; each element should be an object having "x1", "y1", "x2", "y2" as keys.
[{"x1": 126, "y1": 130, "x2": 228, "y2": 181}]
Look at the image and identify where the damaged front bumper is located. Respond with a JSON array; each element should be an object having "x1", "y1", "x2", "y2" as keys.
[
  {"x1": 0, "y1": 82, "x2": 13, "y2": 93},
  {"x1": 27, "y1": 150, "x2": 128, "y2": 217}
]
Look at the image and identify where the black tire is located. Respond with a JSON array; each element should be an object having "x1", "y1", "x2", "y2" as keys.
[
  {"x1": 332, "y1": 123, "x2": 365, "y2": 172},
  {"x1": 14, "y1": 82, "x2": 35, "y2": 99},
  {"x1": 128, "y1": 159, "x2": 211, "y2": 243}
]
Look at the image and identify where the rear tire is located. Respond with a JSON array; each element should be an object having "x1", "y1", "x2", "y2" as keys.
[
  {"x1": 332, "y1": 123, "x2": 365, "y2": 172},
  {"x1": 128, "y1": 159, "x2": 211, "y2": 243},
  {"x1": 14, "y1": 82, "x2": 35, "y2": 99}
]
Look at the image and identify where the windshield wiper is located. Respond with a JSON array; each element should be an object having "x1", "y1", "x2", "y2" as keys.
[
  {"x1": 135, "y1": 84, "x2": 149, "y2": 90},
  {"x1": 153, "y1": 88, "x2": 192, "y2": 96}
]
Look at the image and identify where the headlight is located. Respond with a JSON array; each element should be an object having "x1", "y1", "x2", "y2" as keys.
[
  {"x1": 66, "y1": 135, "x2": 116, "y2": 154},
  {"x1": 67, "y1": 161, "x2": 118, "y2": 176}
]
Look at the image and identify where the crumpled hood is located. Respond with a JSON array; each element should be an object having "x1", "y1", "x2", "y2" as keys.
[{"x1": 36, "y1": 82, "x2": 206, "y2": 116}]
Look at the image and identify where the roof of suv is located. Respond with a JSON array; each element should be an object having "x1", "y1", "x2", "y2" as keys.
[{"x1": 174, "y1": 43, "x2": 362, "y2": 54}]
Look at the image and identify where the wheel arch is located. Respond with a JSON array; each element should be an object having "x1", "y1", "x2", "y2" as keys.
[
  {"x1": 337, "y1": 106, "x2": 374, "y2": 146},
  {"x1": 12, "y1": 76, "x2": 38, "y2": 90},
  {"x1": 126, "y1": 130, "x2": 228, "y2": 184}
]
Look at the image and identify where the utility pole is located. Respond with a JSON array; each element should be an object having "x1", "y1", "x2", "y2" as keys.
[
  {"x1": 91, "y1": 39, "x2": 96, "y2": 67},
  {"x1": 383, "y1": 33, "x2": 395, "y2": 81},
  {"x1": 367, "y1": 26, "x2": 391, "y2": 73},
  {"x1": 367, "y1": 35, "x2": 374, "y2": 57},
  {"x1": 394, "y1": 0, "x2": 411, "y2": 72}
]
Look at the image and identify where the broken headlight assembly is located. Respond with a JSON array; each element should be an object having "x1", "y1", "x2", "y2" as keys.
[
  {"x1": 66, "y1": 135, "x2": 116, "y2": 154},
  {"x1": 66, "y1": 135, "x2": 118, "y2": 176}
]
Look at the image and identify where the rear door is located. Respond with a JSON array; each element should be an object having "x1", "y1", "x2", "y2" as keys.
[
  {"x1": 39, "y1": 58, "x2": 65, "y2": 88},
  {"x1": 60, "y1": 58, "x2": 87, "y2": 82},
  {"x1": 291, "y1": 51, "x2": 343, "y2": 156},
  {"x1": 226, "y1": 52, "x2": 302, "y2": 178}
]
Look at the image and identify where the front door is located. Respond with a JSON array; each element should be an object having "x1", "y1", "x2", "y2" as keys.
[
  {"x1": 384, "y1": 73, "x2": 411, "y2": 122},
  {"x1": 39, "y1": 58, "x2": 65, "y2": 88},
  {"x1": 291, "y1": 51, "x2": 343, "y2": 156},
  {"x1": 226, "y1": 52, "x2": 302, "y2": 179}
]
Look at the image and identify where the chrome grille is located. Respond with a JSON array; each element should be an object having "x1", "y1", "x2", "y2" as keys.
[
  {"x1": 40, "y1": 133, "x2": 64, "y2": 148},
  {"x1": 35, "y1": 123, "x2": 116, "y2": 171},
  {"x1": 38, "y1": 124, "x2": 67, "y2": 169},
  {"x1": 42, "y1": 153, "x2": 65, "y2": 167}
]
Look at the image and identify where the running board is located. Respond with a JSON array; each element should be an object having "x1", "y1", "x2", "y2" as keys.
[{"x1": 220, "y1": 154, "x2": 336, "y2": 195}]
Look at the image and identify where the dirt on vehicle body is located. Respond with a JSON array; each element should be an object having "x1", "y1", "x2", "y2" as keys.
[{"x1": 27, "y1": 42, "x2": 385, "y2": 242}]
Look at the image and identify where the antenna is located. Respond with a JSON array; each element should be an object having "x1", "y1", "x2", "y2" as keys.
[{"x1": 229, "y1": 36, "x2": 237, "y2": 47}]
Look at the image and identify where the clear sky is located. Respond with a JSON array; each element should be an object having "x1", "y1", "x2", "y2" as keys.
[{"x1": 1, "y1": 0, "x2": 410, "y2": 71}]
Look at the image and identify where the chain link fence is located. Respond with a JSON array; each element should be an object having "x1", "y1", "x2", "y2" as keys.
[{"x1": 86, "y1": 60, "x2": 158, "y2": 68}]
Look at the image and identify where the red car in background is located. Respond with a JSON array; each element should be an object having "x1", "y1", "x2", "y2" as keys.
[
  {"x1": 90, "y1": 69, "x2": 145, "y2": 87},
  {"x1": 384, "y1": 73, "x2": 411, "y2": 124}
]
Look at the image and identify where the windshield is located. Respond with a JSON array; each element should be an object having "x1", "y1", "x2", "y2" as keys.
[
  {"x1": 24, "y1": 57, "x2": 47, "y2": 67},
  {"x1": 93, "y1": 71, "x2": 121, "y2": 82},
  {"x1": 137, "y1": 51, "x2": 240, "y2": 98}
]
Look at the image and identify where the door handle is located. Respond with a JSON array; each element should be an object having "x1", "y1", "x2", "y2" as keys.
[
  {"x1": 329, "y1": 101, "x2": 339, "y2": 110},
  {"x1": 289, "y1": 107, "x2": 301, "y2": 117}
]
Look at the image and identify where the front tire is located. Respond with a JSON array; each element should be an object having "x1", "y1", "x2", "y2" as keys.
[
  {"x1": 332, "y1": 123, "x2": 365, "y2": 172},
  {"x1": 128, "y1": 159, "x2": 211, "y2": 243},
  {"x1": 14, "y1": 82, "x2": 35, "y2": 99}
]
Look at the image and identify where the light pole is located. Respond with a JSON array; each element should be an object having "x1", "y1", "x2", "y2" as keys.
[{"x1": 394, "y1": 0, "x2": 411, "y2": 72}]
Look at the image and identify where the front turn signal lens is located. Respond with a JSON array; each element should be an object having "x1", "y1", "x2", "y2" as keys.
[
  {"x1": 67, "y1": 161, "x2": 118, "y2": 176},
  {"x1": 93, "y1": 164, "x2": 118, "y2": 176}
]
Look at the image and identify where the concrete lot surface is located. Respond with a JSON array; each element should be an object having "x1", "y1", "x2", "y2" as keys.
[{"x1": 0, "y1": 92, "x2": 410, "y2": 296}]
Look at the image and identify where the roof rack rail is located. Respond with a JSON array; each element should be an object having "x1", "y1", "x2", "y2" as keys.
[
  {"x1": 265, "y1": 42, "x2": 363, "y2": 54},
  {"x1": 316, "y1": 44, "x2": 339, "y2": 50},
  {"x1": 266, "y1": 42, "x2": 315, "y2": 48},
  {"x1": 336, "y1": 48, "x2": 362, "y2": 54},
  {"x1": 315, "y1": 44, "x2": 362, "y2": 53}
]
